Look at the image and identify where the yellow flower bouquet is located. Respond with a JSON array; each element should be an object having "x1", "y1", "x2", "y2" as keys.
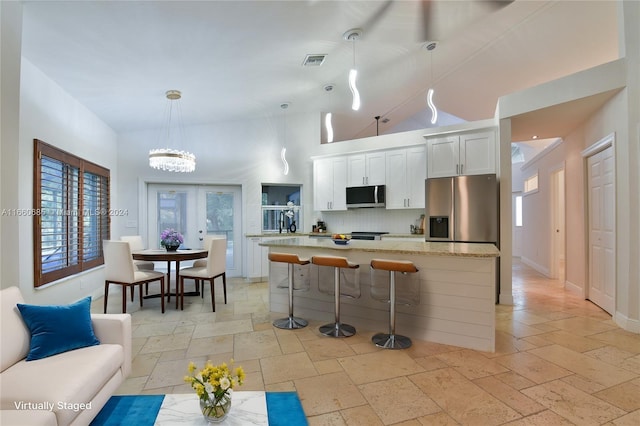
[{"x1": 184, "y1": 359, "x2": 245, "y2": 422}]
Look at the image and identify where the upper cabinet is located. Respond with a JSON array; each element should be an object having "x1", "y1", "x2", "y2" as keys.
[
  {"x1": 427, "y1": 130, "x2": 496, "y2": 178},
  {"x1": 385, "y1": 145, "x2": 427, "y2": 209},
  {"x1": 313, "y1": 157, "x2": 347, "y2": 211},
  {"x1": 347, "y1": 152, "x2": 386, "y2": 186}
]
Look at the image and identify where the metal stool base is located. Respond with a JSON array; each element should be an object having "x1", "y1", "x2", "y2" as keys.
[
  {"x1": 273, "y1": 316, "x2": 308, "y2": 329},
  {"x1": 320, "y1": 322, "x2": 356, "y2": 338},
  {"x1": 372, "y1": 333, "x2": 412, "y2": 349}
]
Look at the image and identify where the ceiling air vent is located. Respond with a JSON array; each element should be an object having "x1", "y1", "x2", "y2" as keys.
[{"x1": 302, "y1": 54, "x2": 327, "y2": 67}]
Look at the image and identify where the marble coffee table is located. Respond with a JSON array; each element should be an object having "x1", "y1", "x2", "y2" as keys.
[{"x1": 154, "y1": 392, "x2": 267, "y2": 425}]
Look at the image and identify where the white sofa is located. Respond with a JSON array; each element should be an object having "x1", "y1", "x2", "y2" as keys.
[{"x1": 0, "y1": 286, "x2": 132, "y2": 426}]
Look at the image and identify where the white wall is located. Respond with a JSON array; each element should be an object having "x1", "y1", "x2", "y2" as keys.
[
  {"x1": 518, "y1": 141, "x2": 566, "y2": 277},
  {"x1": 0, "y1": 1, "x2": 23, "y2": 290},
  {"x1": 14, "y1": 59, "x2": 118, "y2": 304}
]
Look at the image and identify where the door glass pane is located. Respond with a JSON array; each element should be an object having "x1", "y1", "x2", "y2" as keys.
[
  {"x1": 157, "y1": 191, "x2": 188, "y2": 248},
  {"x1": 206, "y1": 191, "x2": 234, "y2": 268}
]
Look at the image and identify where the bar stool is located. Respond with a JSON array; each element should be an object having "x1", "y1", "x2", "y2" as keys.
[
  {"x1": 370, "y1": 259, "x2": 419, "y2": 349},
  {"x1": 312, "y1": 255, "x2": 360, "y2": 337},
  {"x1": 269, "y1": 252, "x2": 310, "y2": 329}
]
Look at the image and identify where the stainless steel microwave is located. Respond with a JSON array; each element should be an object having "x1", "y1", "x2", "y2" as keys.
[{"x1": 346, "y1": 185, "x2": 385, "y2": 208}]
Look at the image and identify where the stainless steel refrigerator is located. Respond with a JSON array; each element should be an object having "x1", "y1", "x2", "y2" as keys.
[{"x1": 425, "y1": 174, "x2": 498, "y2": 243}]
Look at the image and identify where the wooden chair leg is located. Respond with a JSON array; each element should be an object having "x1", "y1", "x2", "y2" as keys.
[
  {"x1": 222, "y1": 273, "x2": 227, "y2": 304},
  {"x1": 121, "y1": 285, "x2": 127, "y2": 314},
  {"x1": 130, "y1": 286, "x2": 134, "y2": 302},
  {"x1": 200, "y1": 280, "x2": 204, "y2": 298},
  {"x1": 176, "y1": 277, "x2": 181, "y2": 310},
  {"x1": 139, "y1": 284, "x2": 143, "y2": 307},
  {"x1": 104, "y1": 281, "x2": 109, "y2": 313},
  {"x1": 210, "y1": 279, "x2": 216, "y2": 312},
  {"x1": 180, "y1": 277, "x2": 185, "y2": 311},
  {"x1": 160, "y1": 278, "x2": 165, "y2": 314}
]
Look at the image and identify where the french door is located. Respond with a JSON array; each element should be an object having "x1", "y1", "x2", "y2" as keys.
[{"x1": 147, "y1": 184, "x2": 242, "y2": 277}]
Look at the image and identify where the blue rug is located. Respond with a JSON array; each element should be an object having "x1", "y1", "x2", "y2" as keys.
[
  {"x1": 90, "y1": 395, "x2": 164, "y2": 426},
  {"x1": 266, "y1": 392, "x2": 308, "y2": 426},
  {"x1": 90, "y1": 392, "x2": 307, "y2": 425}
]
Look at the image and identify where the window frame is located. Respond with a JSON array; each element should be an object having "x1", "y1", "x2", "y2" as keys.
[
  {"x1": 524, "y1": 172, "x2": 539, "y2": 195},
  {"x1": 33, "y1": 139, "x2": 110, "y2": 287}
]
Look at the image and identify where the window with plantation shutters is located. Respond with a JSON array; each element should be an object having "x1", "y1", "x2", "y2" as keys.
[{"x1": 34, "y1": 139, "x2": 110, "y2": 287}]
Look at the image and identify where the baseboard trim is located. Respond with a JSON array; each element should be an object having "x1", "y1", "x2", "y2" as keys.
[
  {"x1": 614, "y1": 311, "x2": 640, "y2": 334},
  {"x1": 564, "y1": 280, "x2": 584, "y2": 297},
  {"x1": 499, "y1": 293, "x2": 514, "y2": 305},
  {"x1": 520, "y1": 256, "x2": 550, "y2": 277}
]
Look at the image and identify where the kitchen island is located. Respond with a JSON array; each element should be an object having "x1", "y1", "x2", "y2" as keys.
[{"x1": 260, "y1": 237, "x2": 499, "y2": 352}]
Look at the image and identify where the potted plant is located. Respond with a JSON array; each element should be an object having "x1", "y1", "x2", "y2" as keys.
[
  {"x1": 184, "y1": 359, "x2": 245, "y2": 423},
  {"x1": 160, "y1": 228, "x2": 183, "y2": 251}
]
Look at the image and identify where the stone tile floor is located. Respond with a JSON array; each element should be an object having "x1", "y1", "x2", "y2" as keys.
[{"x1": 95, "y1": 260, "x2": 640, "y2": 425}]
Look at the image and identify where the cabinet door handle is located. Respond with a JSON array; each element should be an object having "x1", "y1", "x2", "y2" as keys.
[
  {"x1": 460, "y1": 164, "x2": 464, "y2": 174},
  {"x1": 456, "y1": 164, "x2": 459, "y2": 174},
  {"x1": 407, "y1": 198, "x2": 410, "y2": 207}
]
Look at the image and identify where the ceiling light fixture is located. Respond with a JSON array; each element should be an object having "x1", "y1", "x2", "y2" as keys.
[
  {"x1": 280, "y1": 103, "x2": 290, "y2": 175},
  {"x1": 149, "y1": 90, "x2": 196, "y2": 172},
  {"x1": 424, "y1": 42, "x2": 438, "y2": 125},
  {"x1": 344, "y1": 28, "x2": 363, "y2": 111}
]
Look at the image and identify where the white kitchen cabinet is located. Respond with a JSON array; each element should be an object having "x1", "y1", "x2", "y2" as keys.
[
  {"x1": 347, "y1": 152, "x2": 385, "y2": 186},
  {"x1": 427, "y1": 130, "x2": 496, "y2": 178},
  {"x1": 385, "y1": 145, "x2": 426, "y2": 209},
  {"x1": 246, "y1": 236, "x2": 267, "y2": 281},
  {"x1": 247, "y1": 235, "x2": 300, "y2": 281},
  {"x1": 313, "y1": 157, "x2": 347, "y2": 211}
]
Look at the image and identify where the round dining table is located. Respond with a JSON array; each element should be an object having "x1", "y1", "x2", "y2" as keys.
[{"x1": 132, "y1": 249, "x2": 208, "y2": 307}]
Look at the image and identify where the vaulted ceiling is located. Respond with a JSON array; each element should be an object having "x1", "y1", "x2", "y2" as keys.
[{"x1": 21, "y1": 1, "x2": 619, "y2": 143}]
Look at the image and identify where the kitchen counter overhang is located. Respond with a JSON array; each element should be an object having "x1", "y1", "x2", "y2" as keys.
[
  {"x1": 260, "y1": 237, "x2": 499, "y2": 352},
  {"x1": 259, "y1": 237, "x2": 499, "y2": 258}
]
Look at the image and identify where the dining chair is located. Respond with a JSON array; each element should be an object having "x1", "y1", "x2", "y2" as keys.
[
  {"x1": 103, "y1": 240, "x2": 166, "y2": 314},
  {"x1": 178, "y1": 236, "x2": 227, "y2": 311},
  {"x1": 121, "y1": 235, "x2": 156, "y2": 300},
  {"x1": 120, "y1": 235, "x2": 155, "y2": 270},
  {"x1": 190, "y1": 235, "x2": 223, "y2": 297}
]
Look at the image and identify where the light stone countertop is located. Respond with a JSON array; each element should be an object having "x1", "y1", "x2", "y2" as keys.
[
  {"x1": 259, "y1": 237, "x2": 499, "y2": 258},
  {"x1": 245, "y1": 232, "x2": 312, "y2": 238}
]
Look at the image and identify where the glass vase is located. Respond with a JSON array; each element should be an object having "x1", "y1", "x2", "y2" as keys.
[{"x1": 200, "y1": 393, "x2": 232, "y2": 423}]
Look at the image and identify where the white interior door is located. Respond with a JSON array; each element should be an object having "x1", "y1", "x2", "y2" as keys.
[
  {"x1": 587, "y1": 146, "x2": 615, "y2": 314},
  {"x1": 147, "y1": 184, "x2": 242, "y2": 277}
]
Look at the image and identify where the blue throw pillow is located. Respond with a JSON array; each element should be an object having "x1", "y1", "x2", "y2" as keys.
[{"x1": 17, "y1": 296, "x2": 100, "y2": 361}]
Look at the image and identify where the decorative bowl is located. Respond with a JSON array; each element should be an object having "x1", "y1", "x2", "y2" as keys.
[{"x1": 333, "y1": 239, "x2": 350, "y2": 245}]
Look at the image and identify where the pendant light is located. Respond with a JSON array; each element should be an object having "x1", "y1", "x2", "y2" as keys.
[
  {"x1": 325, "y1": 112, "x2": 334, "y2": 143},
  {"x1": 149, "y1": 90, "x2": 196, "y2": 172},
  {"x1": 323, "y1": 84, "x2": 335, "y2": 143},
  {"x1": 280, "y1": 102, "x2": 290, "y2": 175},
  {"x1": 343, "y1": 28, "x2": 363, "y2": 111},
  {"x1": 424, "y1": 42, "x2": 438, "y2": 125}
]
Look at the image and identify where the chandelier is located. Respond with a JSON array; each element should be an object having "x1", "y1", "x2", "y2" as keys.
[{"x1": 148, "y1": 90, "x2": 196, "y2": 172}]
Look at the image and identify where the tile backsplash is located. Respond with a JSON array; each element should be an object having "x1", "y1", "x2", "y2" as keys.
[{"x1": 313, "y1": 208, "x2": 424, "y2": 234}]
